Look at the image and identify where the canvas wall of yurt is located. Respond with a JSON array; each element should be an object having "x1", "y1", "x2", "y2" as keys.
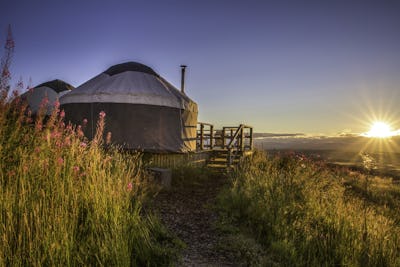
[
  {"x1": 21, "y1": 79, "x2": 74, "y2": 115},
  {"x1": 60, "y1": 62, "x2": 198, "y2": 153}
]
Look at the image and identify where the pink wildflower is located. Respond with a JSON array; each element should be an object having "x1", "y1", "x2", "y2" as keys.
[
  {"x1": 106, "y1": 132, "x2": 112, "y2": 144},
  {"x1": 127, "y1": 182, "x2": 133, "y2": 192},
  {"x1": 83, "y1": 118, "x2": 88, "y2": 125},
  {"x1": 60, "y1": 110, "x2": 65, "y2": 118},
  {"x1": 35, "y1": 122, "x2": 43, "y2": 131},
  {"x1": 73, "y1": 166, "x2": 80, "y2": 173},
  {"x1": 80, "y1": 142, "x2": 87, "y2": 148},
  {"x1": 64, "y1": 137, "x2": 71, "y2": 147},
  {"x1": 40, "y1": 96, "x2": 49, "y2": 107},
  {"x1": 51, "y1": 131, "x2": 61, "y2": 139},
  {"x1": 53, "y1": 100, "x2": 60, "y2": 109},
  {"x1": 99, "y1": 111, "x2": 106, "y2": 119},
  {"x1": 34, "y1": 147, "x2": 41, "y2": 153},
  {"x1": 77, "y1": 125, "x2": 84, "y2": 137},
  {"x1": 57, "y1": 157, "x2": 64, "y2": 165}
]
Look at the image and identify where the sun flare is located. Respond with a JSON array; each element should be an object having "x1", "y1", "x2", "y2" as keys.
[{"x1": 364, "y1": 121, "x2": 394, "y2": 138}]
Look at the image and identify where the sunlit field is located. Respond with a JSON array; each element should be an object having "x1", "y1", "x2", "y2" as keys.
[
  {"x1": 0, "y1": 90, "x2": 180, "y2": 266},
  {"x1": 255, "y1": 132, "x2": 400, "y2": 179},
  {"x1": 267, "y1": 149, "x2": 400, "y2": 180},
  {"x1": 217, "y1": 150, "x2": 400, "y2": 266}
]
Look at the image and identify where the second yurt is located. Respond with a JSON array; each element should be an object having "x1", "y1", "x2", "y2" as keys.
[
  {"x1": 60, "y1": 62, "x2": 198, "y2": 153},
  {"x1": 21, "y1": 79, "x2": 74, "y2": 115}
]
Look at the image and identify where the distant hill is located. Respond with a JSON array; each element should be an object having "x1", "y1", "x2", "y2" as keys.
[{"x1": 254, "y1": 134, "x2": 400, "y2": 153}]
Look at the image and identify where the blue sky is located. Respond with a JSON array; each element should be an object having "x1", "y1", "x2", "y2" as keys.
[{"x1": 1, "y1": 0, "x2": 399, "y2": 134}]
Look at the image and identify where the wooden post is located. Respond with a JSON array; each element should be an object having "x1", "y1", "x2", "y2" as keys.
[
  {"x1": 249, "y1": 127, "x2": 253, "y2": 150},
  {"x1": 230, "y1": 129, "x2": 234, "y2": 147},
  {"x1": 200, "y1": 123, "x2": 204, "y2": 150},
  {"x1": 210, "y1": 125, "x2": 214, "y2": 149},
  {"x1": 221, "y1": 128, "x2": 225, "y2": 149},
  {"x1": 240, "y1": 125, "x2": 245, "y2": 151},
  {"x1": 227, "y1": 148, "x2": 232, "y2": 168}
]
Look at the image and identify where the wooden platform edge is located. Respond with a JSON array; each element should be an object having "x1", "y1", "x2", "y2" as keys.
[{"x1": 144, "y1": 151, "x2": 212, "y2": 169}]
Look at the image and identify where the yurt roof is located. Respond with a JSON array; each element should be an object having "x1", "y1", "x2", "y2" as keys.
[
  {"x1": 60, "y1": 61, "x2": 197, "y2": 112},
  {"x1": 103, "y1": 62, "x2": 159, "y2": 77},
  {"x1": 35, "y1": 79, "x2": 74, "y2": 93}
]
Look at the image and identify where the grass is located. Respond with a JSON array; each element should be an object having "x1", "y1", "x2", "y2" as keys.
[
  {"x1": 0, "y1": 87, "x2": 181, "y2": 266},
  {"x1": 217, "y1": 150, "x2": 400, "y2": 266},
  {"x1": 171, "y1": 165, "x2": 217, "y2": 188}
]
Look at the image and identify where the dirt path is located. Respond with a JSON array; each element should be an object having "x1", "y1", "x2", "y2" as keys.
[{"x1": 154, "y1": 174, "x2": 238, "y2": 266}]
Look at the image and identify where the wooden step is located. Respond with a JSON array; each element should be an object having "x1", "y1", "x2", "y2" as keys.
[
  {"x1": 206, "y1": 163, "x2": 229, "y2": 169},
  {"x1": 207, "y1": 159, "x2": 239, "y2": 165}
]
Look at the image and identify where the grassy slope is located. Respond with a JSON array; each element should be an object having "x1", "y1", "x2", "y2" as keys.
[
  {"x1": 0, "y1": 93, "x2": 181, "y2": 266},
  {"x1": 217, "y1": 150, "x2": 400, "y2": 266}
]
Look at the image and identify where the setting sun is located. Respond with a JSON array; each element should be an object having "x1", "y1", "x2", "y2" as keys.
[{"x1": 364, "y1": 121, "x2": 394, "y2": 138}]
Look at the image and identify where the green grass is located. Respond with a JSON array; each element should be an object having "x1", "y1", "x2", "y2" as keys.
[
  {"x1": 217, "y1": 150, "x2": 400, "y2": 266},
  {"x1": 171, "y1": 165, "x2": 217, "y2": 188},
  {"x1": 0, "y1": 89, "x2": 181, "y2": 266}
]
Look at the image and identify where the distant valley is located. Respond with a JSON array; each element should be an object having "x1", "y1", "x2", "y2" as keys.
[{"x1": 255, "y1": 134, "x2": 400, "y2": 178}]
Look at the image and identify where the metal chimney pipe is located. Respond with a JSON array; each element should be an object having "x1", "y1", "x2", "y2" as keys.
[{"x1": 180, "y1": 65, "x2": 187, "y2": 94}]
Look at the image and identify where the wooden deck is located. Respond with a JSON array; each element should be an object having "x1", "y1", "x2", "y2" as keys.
[{"x1": 145, "y1": 123, "x2": 254, "y2": 169}]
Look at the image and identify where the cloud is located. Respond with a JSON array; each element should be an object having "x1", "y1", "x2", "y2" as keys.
[
  {"x1": 253, "y1": 133, "x2": 305, "y2": 138},
  {"x1": 337, "y1": 129, "x2": 358, "y2": 137},
  {"x1": 338, "y1": 132, "x2": 358, "y2": 137}
]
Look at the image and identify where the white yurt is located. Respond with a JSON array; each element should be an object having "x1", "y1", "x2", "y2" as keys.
[
  {"x1": 60, "y1": 62, "x2": 198, "y2": 153},
  {"x1": 21, "y1": 79, "x2": 74, "y2": 115}
]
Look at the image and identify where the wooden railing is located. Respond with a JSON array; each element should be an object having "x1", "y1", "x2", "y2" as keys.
[
  {"x1": 222, "y1": 124, "x2": 253, "y2": 151},
  {"x1": 197, "y1": 122, "x2": 214, "y2": 150},
  {"x1": 224, "y1": 124, "x2": 253, "y2": 167},
  {"x1": 196, "y1": 123, "x2": 253, "y2": 153}
]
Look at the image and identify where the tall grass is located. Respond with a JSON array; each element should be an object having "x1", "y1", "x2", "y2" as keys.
[
  {"x1": 218, "y1": 150, "x2": 400, "y2": 266},
  {"x1": 0, "y1": 90, "x2": 180, "y2": 266}
]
